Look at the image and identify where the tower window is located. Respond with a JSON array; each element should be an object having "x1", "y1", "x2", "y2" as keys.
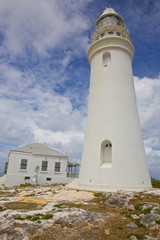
[
  {"x1": 101, "y1": 140, "x2": 112, "y2": 164},
  {"x1": 108, "y1": 31, "x2": 113, "y2": 34},
  {"x1": 102, "y1": 52, "x2": 111, "y2": 67},
  {"x1": 101, "y1": 33, "x2": 105, "y2": 37},
  {"x1": 117, "y1": 32, "x2": 121, "y2": 36}
]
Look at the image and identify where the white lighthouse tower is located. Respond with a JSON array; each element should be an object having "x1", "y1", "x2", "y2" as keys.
[{"x1": 78, "y1": 8, "x2": 151, "y2": 191}]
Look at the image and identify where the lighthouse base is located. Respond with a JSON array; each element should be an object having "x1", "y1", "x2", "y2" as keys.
[{"x1": 68, "y1": 179, "x2": 152, "y2": 192}]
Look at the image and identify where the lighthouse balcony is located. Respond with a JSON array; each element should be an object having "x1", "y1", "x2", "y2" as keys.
[{"x1": 91, "y1": 25, "x2": 129, "y2": 44}]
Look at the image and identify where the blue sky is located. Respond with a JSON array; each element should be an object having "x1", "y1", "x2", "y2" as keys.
[{"x1": 0, "y1": 0, "x2": 159, "y2": 179}]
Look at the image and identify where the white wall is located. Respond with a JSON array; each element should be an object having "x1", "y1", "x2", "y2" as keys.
[
  {"x1": 5, "y1": 151, "x2": 68, "y2": 186},
  {"x1": 78, "y1": 36, "x2": 151, "y2": 191}
]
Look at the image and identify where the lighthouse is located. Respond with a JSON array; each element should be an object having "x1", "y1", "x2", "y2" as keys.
[{"x1": 78, "y1": 8, "x2": 151, "y2": 191}]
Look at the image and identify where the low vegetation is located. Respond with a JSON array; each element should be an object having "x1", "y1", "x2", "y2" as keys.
[
  {"x1": 4, "y1": 201, "x2": 38, "y2": 210},
  {"x1": 151, "y1": 177, "x2": 160, "y2": 188},
  {"x1": 13, "y1": 213, "x2": 53, "y2": 222},
  {"x1": 1, "y1": 184, "x2": 160, "y2": 239}
]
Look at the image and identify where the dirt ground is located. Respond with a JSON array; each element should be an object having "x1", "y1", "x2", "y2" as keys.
[{"x1": 0, "y1": 184, "x2": 160, "y2": 240}]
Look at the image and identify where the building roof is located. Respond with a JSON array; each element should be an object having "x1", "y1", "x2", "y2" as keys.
[
  {"x1": 67, "y1": 161, "x2": 80, "y2": 167},
  {"x1": 11, "y1": 142, "x2": 67, "y2": 158}
]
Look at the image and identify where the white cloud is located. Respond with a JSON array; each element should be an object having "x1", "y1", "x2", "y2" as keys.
[
  {"x1": 0, "y1": 0, "x2": 91, "y2": 57},
  {"x1": 134, "y1": 76, "x2": 160, "y2": 175}
]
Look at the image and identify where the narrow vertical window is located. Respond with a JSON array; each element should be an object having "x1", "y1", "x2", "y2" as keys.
[
  {"x1": 55, "y1": 162, "x2": 61, "y2": 172},
  {"x1": 102, "y1": 52, "x2": 111, "y2": 67},
  {"x1": 20, "y1": 159, "x2": 27, "y2": 170},
  {"x1": 41, "y1": 161, "x2": 48, "y2": 171},
  {"x1": 101, "y1": 140, "x2": 112, "y2": 164}
]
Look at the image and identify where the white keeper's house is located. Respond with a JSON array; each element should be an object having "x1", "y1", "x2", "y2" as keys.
[{"x1": 5, "y1": 142, "x2": 73, "y2": 186}]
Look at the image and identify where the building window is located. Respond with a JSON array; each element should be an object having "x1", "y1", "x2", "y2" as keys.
[
  {"x1": 117, "y1": 32, "x2": 121, "y2": 36},
  {"x1": 20, "y1": 159, "x2": 27, "y2": 170},
  {"x1": 101, "y1": 33, "x2": 105, "y2": 38},
  {"x1": 46, "y1": 178, "x2": 51, "y2": 181},
  {"x1": 41, "y1": 161, "x2": 48, "y2": 171},
  {"x1": 108, "y1": 31, "x2": 113, "y2": 34},
  {"x1": 55, "y1": 162, "x2": 61, "y2": 172},
  {"x1": 24, "y1": 176, "x2": 30, "y2": 180}
]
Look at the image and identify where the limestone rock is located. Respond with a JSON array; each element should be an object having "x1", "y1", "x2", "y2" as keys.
[
  {"x1": 131, "y1": 214, "x2": 139, "y2": 219},
  {"x1": 142, "y1": 203, "x2": 159, "y2": 210},
  {"x1": 127, "y1": 222, "x2": 138, "y2": 228},
  {"x1": 127, "y1": 204, "x2": 135, "y2": 211},
  {"x1": 130, "y1": 236, "x2": 138, "y2": 240},
  {"x1": 105, "y1": 196, "x2": 127, "y2": 207},
  {"x1": 140, "y1": 214, "x2": 157, "y2": 229},
  {"x1": 144, "y1": 235, "x2": 158, "y2": 240}
]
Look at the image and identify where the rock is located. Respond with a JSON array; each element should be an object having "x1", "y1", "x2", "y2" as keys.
[
  {"x1": 144, "y1": 235, "x2": 158, "y2": 240},
  {"x1": 140, "y1": 214, "x2": 157, "y2": 229},
  {"x1": 127, "y1": 204, "x2": 135, "y2": 211},
  {"x1": 156, "y1": 232, "x2": 160, "y2": 238},
  {"x1": 131, "y1": 214, "x2": 139, "y2": 219},
  {"x1": 127, "y1": 222, "x2": 138, "y2": 228},
  {"x1": 151, "y1": 214, "x2": 160, "y2": 220},
  {"x1": 142, "y1": 203, "x2": 159, "y2": 210},
  {"x1": 104, "y1": 229, "x2": 110, "y2": 235},
  {"x1": 130, "y1": 236, "x2": 138, "y2": 240},
  {"x1": 105, "y1": 196, "x2": 127, "y2": 207}
]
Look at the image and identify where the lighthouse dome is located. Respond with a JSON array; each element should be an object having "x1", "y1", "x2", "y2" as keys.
[{"x1": 103, "y1": 8, "x2": 116, "y2": 14}]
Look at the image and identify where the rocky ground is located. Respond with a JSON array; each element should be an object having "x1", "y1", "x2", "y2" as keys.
[{"x1": 0, "y1": 184, "x2": 160, "y2": 240}]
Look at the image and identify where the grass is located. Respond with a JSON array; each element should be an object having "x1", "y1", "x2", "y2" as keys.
[
  {"x1": 24, "y1": 194, "x2": 35, "y2": 197},
  {"x1": 4, "y1": 201, "x2": 38, "y2": 210},
  {"x1": 13, "y1": 214, "x2": 25, "y2": 220},
  {"x1": 142, "y1": 208, "x2": 152, "y2": 215},
  {"x1": 156, "y1": 209, "x2": 160, "y2": 214},
  {"x1": 134, "y1": 219, "x2": 143, "y2": 228},
  {"x1": 13, "y1": 213, "x2": 53, "y2": 222},
  {"x1": 41, "y1": 214, "x2": 53, "y2": 220},
  {"x1": 53, "y1": 204, "x2": 63, "y2": 208},
  {"x1": 93, "y1": 192, "x2": 104, "y2": 198},
  {"x1": 151, "y1": 177, "x2": 160, "y2": 188},
  {"x1": 53, "y1": 203, "x2": 82, "y2": 209},
  {"x1": 19, "y1": 183, "x2": 36, "y2": 188},
  {"x1": 156, "y1": 220, "x2": 160, "y2": 225},
  {"x1": 0, "y1": 206, "x2": 6, "y2": 211},
  {"x1": 134, "y1": 202, "x2": 146, "y2": 211}
]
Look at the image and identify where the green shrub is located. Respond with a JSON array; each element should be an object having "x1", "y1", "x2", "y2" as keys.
[
  {"x1": 135, "y1": 202, "x2": 146, "y2": 211},
  {"x1": 31, "y1": 216, "x2": 40, "y2": 221},
  {"x1": 142, "y1": 208, "x2": 152, "y2": 215},
  {"x1": 93, "y1": 192, "x2": 104, "y2": 198},
  {"x1": 13, "y1": 214, "x2": 24, "y2": 220},
  {"x1": 41, "y1": 213, "x2": 53, "y2": 220},
  {"x1": 151, "y1": 177, "x2": 160, "y2": 188},
  {"x1": 134, "y1": 219, "x2": 143, "y2": 228},
  {"x1": 53, "y1": 204, "x2": 63, "y2": 208},
  {"x1": 156, "y1": 220, "x2": 160, "y2": 225},
  {"x1": 25, "y1": 215, "x2": 32, "y2": 220},
  {"x1": 19, "y1": 183, "x2": 33, "y2": 188},
  {"x1": 0, "y1": 206, "x2": 5, "y2": 211}
]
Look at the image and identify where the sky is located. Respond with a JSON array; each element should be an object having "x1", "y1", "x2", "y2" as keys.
[{"x1": 0, "y1": 0, "x2": 159, "y2": 179}]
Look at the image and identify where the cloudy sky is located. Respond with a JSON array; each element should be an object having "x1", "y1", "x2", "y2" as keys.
[{"x1": 0, "y1": 0, "x2": 159, "y2": 179}]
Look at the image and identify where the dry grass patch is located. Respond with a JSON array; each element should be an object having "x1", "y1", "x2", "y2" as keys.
[{"x1": 4, "y1": 201, "x2": 39, "y2": 210}]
